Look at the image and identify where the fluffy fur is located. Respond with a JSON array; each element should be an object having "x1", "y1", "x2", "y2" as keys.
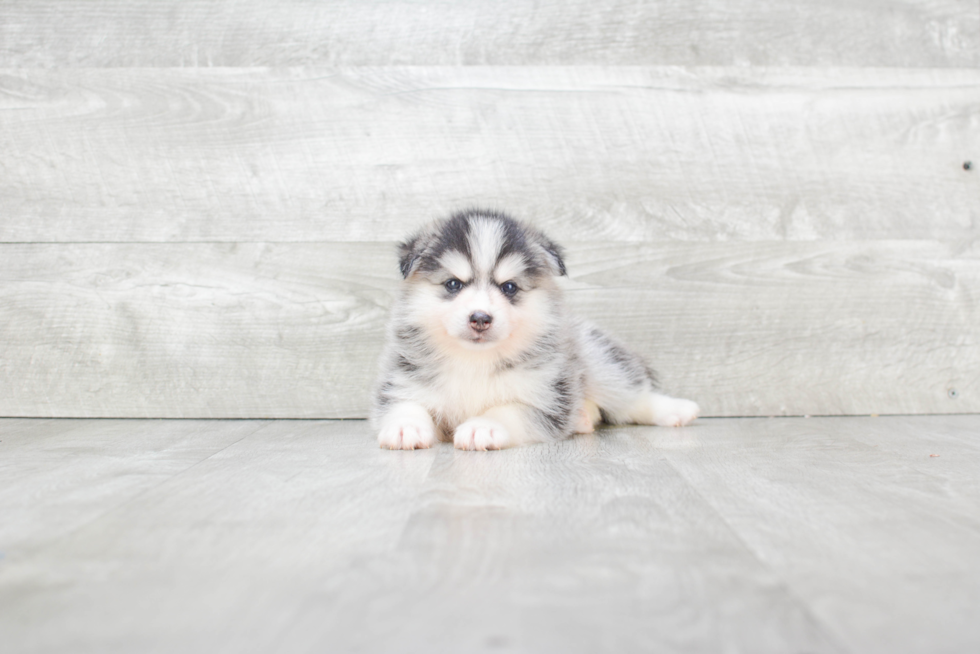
[{"x1": 371, "y1": 209, "x2": 699, "y2": 450}]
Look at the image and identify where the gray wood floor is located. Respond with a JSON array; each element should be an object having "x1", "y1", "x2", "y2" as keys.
[{"x1": 1, "y1": 416, "x2": 978, "y2": 653}]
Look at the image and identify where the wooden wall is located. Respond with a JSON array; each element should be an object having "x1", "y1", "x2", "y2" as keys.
[{"x1": 1, "y1": 1, "x2": 978, "y2": 418}]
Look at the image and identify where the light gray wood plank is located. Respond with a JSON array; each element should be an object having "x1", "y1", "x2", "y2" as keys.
[
  {"x1": 657, "y1": 415, "x2": 980, "y2": 653},
  {"x1": 3, "y1": 417, "x2": 979, "y2": 652},
  {"x1": 0, "y1": 418, "x2": 56, "y2": 438},
  {"x1": 0, "y1": 420, "x2": 267, "y2": 554},
  {"x1": 826, "y1": 414, "x2": 980, "y2": 520},
  {"x1": 0, "y1": 242, "x2": 396, "y2": 419},
  {"x1": 285, "y1": 428, "x2": 845, "y2": 654},
  {"x1": 0, "y1": 419, "x2": 842, "y2": 654},
  {"x1": 566, "y1": 240, "x2": 980, "y2": 418},
  {"x1": 1, "y1": 67, "x2": 977, "y2": 243},
  {"x1": 0, "y1": 418, "x2": 111, "y2": 447},
  {"x1": 0, "y1": 420, "x2": 439, "y2": 654},
  {"x1": 0, "y1": 240, "x2": 976, "y2": 418},
  {"x1": 1, "y1": 0, "x2": 976, "y2": 68}
]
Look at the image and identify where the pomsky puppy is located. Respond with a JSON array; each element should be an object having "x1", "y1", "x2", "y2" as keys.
[{"x1": 372, "y1": 209, "x2": 699, "y2": 450}]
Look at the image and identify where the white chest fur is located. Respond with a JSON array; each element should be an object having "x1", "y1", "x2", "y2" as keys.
[{"x1": 417, "y1": 357, "x2": 552, "y2": 428}]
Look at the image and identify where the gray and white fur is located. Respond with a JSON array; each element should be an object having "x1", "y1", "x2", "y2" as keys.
[{"x1": 372, "y1": 209, "x2": 699, "y2": 450}]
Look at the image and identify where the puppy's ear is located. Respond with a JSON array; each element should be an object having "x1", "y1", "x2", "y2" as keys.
[
  {"x1": 398, "y1": 235, "x2": 423, "y2": 279},
  {"x1": 538, "y1": 235, "x2": 567, "y2": 276}
]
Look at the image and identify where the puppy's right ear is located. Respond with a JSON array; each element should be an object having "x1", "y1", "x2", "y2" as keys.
[
  {"x1": 536, "y1": 234, "x2": 567, "y2": 277},
  {"x1": 398, "y1": 235, "x2": 423, "y2": 279}
]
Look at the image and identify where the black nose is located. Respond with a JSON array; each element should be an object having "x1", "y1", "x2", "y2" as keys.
[{"x1": 469, "y1": 311, "x2": 493, "y2": 332}]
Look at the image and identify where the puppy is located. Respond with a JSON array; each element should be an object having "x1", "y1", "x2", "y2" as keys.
[{"x1": 371, "y1": 209, "x2": 699, "y2": 450}]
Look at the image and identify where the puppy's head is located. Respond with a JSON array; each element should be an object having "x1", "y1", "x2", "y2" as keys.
[{"x1": 397, "y1": 210, "x2": 566, "y2": 357}]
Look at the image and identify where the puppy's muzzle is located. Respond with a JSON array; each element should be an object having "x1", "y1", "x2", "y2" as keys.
[{"x1": 469, "y1": 311, "x2": 493, "y2": 333}]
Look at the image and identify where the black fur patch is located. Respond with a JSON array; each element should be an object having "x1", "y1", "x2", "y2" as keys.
[
  {"x1": 540, "y1": 376, "x2": 574, "y2": 435},
  {"x1": 643, "y1": 363, "x2": 660, "y2": 389},
  {"x1": 398, "y1": 209, "x2": 568, "y2": 283},
  {"x1": 396, "y1": 355, "x2": 418, "y2": 373},
  {"x1": 590, "y1": 327, "x2": 657, "y2": 388},
  {"x1": 418, "y1": 212, "x2": 473, "y2": 274},
  {"x1": 495, "y1": 216, "x2": 530, "y2": 266},
  {"x1": 375, "y1": 381, "x2": 395, "y2": 408},
  {"x1": 396, "y1": 326, "x2": 423, "y2": 342},
  {"x1": 488, "y1": 210, "x2": 566, "y2": 278},
  {"x1": 607, "y1": 342, "x2": 637, "y2": 371}
]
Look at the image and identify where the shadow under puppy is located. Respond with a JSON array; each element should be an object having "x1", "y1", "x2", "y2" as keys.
[{"x1": 372, "y1": 209, "x2": 699, "y2": 450}]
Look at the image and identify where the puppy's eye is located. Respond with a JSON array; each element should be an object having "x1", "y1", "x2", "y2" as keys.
[
  {"x1": 444, "y1": 278, "x2": 463, "y2": 293},
  {"x1": 500, "y1": 281, "x2": 519, "y2": 297}
]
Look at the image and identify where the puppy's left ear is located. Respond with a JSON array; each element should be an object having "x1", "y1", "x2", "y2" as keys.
[
  {"x1": 538, "y1": 236, "x2": 567, "y2": 276},
  {"x1": 398, "y1": 235, "x2": 423, "y2": 279},
  {"x1": 398, "y1": 238, "x2": 420, "y2": 279}
]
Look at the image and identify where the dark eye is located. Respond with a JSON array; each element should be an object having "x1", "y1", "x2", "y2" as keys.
[
  {"x1": 500, "y1": 281, "x2": 519, "y2": 297},
  {"x1": 444, "y1": 278, "x2": 463, "y2": 293}
]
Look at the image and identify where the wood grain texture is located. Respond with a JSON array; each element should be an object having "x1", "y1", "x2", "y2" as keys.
[
  {"x1": 1, "y1": 0, "x2": 977, "y2": 68},
  {"x1": 1, "y1": 240, "x2": 975, "y2": 418},
  {"x1": 568, "y1": 240, "x2": 980, "y2": 417},
  {"x1": 0, "y1": 420, "x2": 440, "y2": 654},
  {"x1": 657, "y1": 416, "x2": 980, "y2": 653},
  {"x1": 2, "y1": 416, "x2": 979, "y2": 652},
  {"x1": 2, "y1": 67, "x2": 978, "y2": 243},
  {"x1": 0, "y1": 419, "x2": 267, "y2": 552},
  {"x1": 0, "y1": 242, "x2": 397, "y2": 418}
]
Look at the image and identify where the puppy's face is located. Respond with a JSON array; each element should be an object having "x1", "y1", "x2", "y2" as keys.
[{"x1": 397, "y1": 211, "x2": 566, "y2": 358}]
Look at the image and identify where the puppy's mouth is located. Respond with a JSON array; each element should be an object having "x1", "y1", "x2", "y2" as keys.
[{"x1": 462, "y1": 331, "x2": 498, "y2": 348}]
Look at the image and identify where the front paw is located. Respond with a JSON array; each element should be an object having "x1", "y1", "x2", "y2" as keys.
[
  {"x1": 453, "y1": 417, "x2": 512, "y2": 451},
  {"x1": 378, "y1": 406, "x2": 436, "y2": 450}
]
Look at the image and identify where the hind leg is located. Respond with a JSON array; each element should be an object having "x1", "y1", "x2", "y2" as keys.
[
  {"x1": 573, "y1": 399, "x2": 602, "y2": 434},
  {"x1": 577, "y1": 320, "x2": 699, "y2": 428},
  {"x1": 627, "y1": 391, "x2": 699, "y2": 427}
]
